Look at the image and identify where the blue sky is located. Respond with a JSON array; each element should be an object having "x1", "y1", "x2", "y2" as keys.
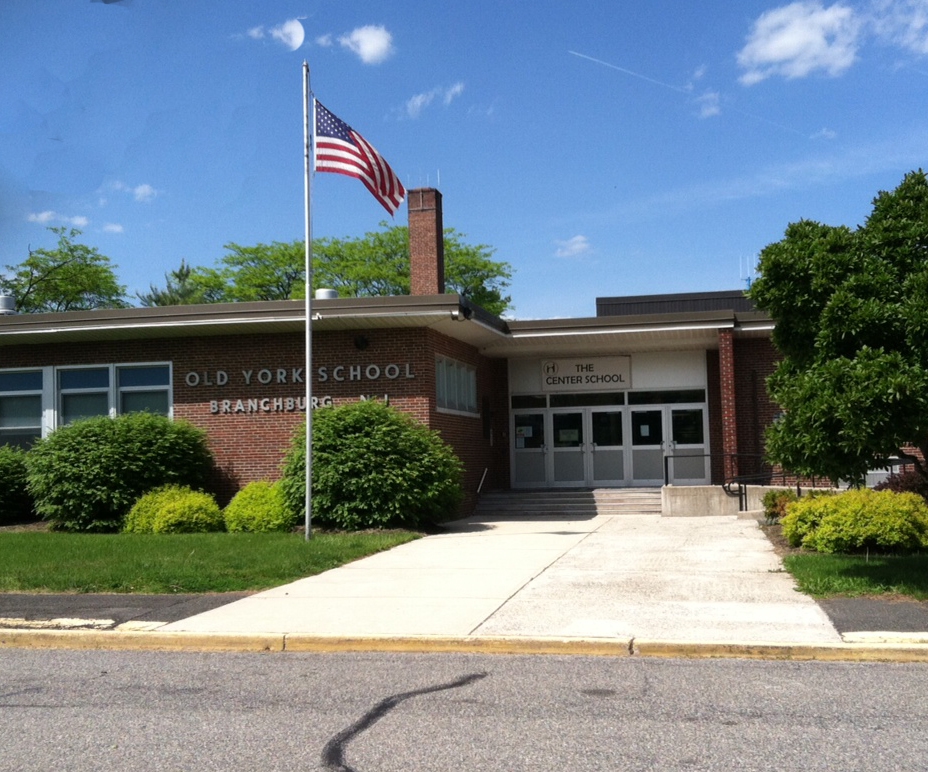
[{"x1": 2, "y1": 1, "x2": 926, "y2": 319}]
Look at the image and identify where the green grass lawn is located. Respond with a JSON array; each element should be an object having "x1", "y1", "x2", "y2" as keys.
[
  {"x1": 782, "y1": 553, "x2": 928, "y2": 600},
  {"x1": 0, "y1": 530, "x2": 421, "y2": 594}
]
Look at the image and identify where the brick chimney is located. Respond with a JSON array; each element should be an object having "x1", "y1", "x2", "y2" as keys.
[{"x1": 408, "y1": 187, "x2": 445, "y2": 296}]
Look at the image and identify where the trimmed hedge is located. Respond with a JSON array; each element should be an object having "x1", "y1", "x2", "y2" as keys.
[
  {"x1": 782, "y1": 489, "x2": 928, "y2": 553},
  {"x1": 281, "y1": 400, "x2": 463, "y2": 530},
  {"x1": 224, "y1": 481, "x2": 294, "y2": 533},
  {"x1": 125, "y1": 485, "x2": 224, "y2": 534},
  {"x1": 26, "y1": 412, "x2": 213, "y2": 532},
  {"x1": 0, "y1": 444, "x2": 33, "y2": 525}
]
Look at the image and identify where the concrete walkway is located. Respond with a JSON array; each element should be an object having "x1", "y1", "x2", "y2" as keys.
[{"x1": 160, "y1": 512, "x2": 842, "y2": 647}]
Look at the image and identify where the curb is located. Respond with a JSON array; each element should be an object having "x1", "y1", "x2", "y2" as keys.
[{"x1": 3, "y1": 628, "x2": 928, "y2": 662}]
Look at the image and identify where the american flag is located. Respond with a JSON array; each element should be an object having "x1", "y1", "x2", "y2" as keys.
[{"x1": 314, "y1": 100, "x2": 406, "y2": 216}]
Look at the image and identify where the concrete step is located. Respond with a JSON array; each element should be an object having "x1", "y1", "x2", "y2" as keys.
[{"x1": 474, "y1": 488, "x2": 662, "y2": 517}]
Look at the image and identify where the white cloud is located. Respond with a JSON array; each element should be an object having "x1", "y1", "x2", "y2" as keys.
[
  {"x1": 554, "y1": 235, "x2": 592, "y2": 258},
  {"x1": 870, "y1": 0, "x2": 928, "y2": 55},
  {"x1": 737, "y1": 2, "x2": 861, "y2": 85},
  {"x1": 270, "y1": 19, "x2": 305, "y2": 51},
  {"x1": 316, "y1": 33, "x2": 333, "y2": 47},
  {"x1": 811, "y1": 126, "x2": 838, "y2": 139},
  {"x1": 406, "y1": 91, "x2": 435, "y2": 119},
  {"x1": 131, "y1": 183, "x2": 156, "y2": 202},
  {"x1": 102, "y1": 223, "x2": 124, "y2": 234},
  {"x1": 695, "y1": 90, "x2": 721, "y2": 118},
  {"x1": 685, "y1": 65, "x2": 709, "y2": 92},
  {"x1": 244, "y1": 20, "x2": 304, "y2": 50},
  {"x1": 405, "y1": 83, "x2": 465, "y2": 118},
  {"x1": 111, "y1": 181, "x2": 157, "y2": 202},
  {"x1": 339, "y1": 25, "x2": 394, "y2": 64},
  {"x1": 444, "y1": 82, "x2": 465, "y2": 105},
  {"x1": 27, "y1": 211, "x2": 88, "y2": 227}
]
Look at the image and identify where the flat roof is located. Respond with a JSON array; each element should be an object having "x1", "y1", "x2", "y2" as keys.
[{"x1": 0, "y1": 291, "x2": 771, "y2": 358}]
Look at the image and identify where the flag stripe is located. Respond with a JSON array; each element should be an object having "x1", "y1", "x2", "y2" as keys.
[{"x1": 313, "y1": 100, "x2": 406, "y2": 215}]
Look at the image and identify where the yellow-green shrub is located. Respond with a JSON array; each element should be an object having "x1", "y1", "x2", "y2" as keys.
[
  {"x1": 125, "y1": 485, "x2": 224, "y2": 534},
  {"x1": 782, "y1": 489, "x2": 928, "y2": 553},
  {"x1": 224, "y1": 481, "x2": 294, "y2": 533}
]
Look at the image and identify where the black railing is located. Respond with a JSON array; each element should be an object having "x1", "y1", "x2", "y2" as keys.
[{"x1": 717, "y1": 456, "x2": 917, "y2": 512}]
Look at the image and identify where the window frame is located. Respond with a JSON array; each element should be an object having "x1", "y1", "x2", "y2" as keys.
[
  {"x1": 0, "y1": 362, "x2": 173, "y2": 438},
  {"x1": 435, "y1": 355, "x2": 479, "y2": 417},
  {"x1": 0, "y1": 368, "x2": 47, "y2": 449}
]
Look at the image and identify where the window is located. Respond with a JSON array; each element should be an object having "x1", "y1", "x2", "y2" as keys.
[
  {"x1": 0, "y1": 370, "x2": 43, "y2": 449},
  {"x1": 628, "y1": 389, "x2": 706, "y2": 405},
  {"x1": 435, "y1": 356, "x2": 478, "y2": 414},
  {"x1": 118, "y1": 365, "x2": 171, "y2": 415},
  {"x1": 0, "y1": 363, "x2": 172, "y2": 438},
  {"x1": 59, "y1": 367, "x2": 110, "y2": 424}
]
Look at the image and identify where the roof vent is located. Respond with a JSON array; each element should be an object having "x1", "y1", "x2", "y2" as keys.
[
  {"x1": 0, "y1": 295, "x2": 16, "y2": 316},
  {"x1": 315, "y1": 288, "x2": 338, "y2": 300}
]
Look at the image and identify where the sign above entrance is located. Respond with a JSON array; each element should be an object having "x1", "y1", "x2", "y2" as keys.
[{"x1": 541, "y1": 356, "x2": 631, "y2": 393}]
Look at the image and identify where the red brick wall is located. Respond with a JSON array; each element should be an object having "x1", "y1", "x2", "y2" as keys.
[
  {"x1": 408, "y1": 188, "x2": 445, "y2": 296},
  {"x1": 424, "y1": 328, "x2": 510, "y2": 512},
  {"x1": 732, "y1": 337, "x2": 781, "y2": 479},
  {"x1": 718, "y1": 329, "x2": 738, "y2": 479},
  {"x1": 706, "y1": 350, "x2": 724, "y2": 484},
  {"x1": 3, "y1": 326, "x2": 506, "y2": 513}
]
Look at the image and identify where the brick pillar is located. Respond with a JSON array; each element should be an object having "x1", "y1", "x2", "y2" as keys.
[
  {"x1": 718, "y1": 328, "x2": 739, "y2": 480},
  {"x1": 408, "y1": 188, "x2": 445, "y2": 296}
]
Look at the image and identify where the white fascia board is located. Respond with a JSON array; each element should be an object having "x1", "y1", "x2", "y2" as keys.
[{"x1": 509, "y1": 320, "x2": 735, "y2": 340}]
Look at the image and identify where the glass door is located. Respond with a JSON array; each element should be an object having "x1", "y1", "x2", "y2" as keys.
[
  {"x1": 551, "y1": 411, "x2": 585, "y2": 485},
  {"x1": 630, "y1": 408, "x2": 665, "y2": 485},
  {"x1": 667, "y1": 406, "x2": 709, "y2": 484},
  {"x1": 590, "y1": 409, "x2": 624, "y2": 485},
  {"x1": 512, "y1": 412, "x2": 547, "y2": 487}
]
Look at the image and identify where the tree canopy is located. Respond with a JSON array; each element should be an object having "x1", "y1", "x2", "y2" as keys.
[
  {"x1": 1, "y1": 227, "x2": 128, "y2": 313},
  {"x1": 142, "y1": 224, "x2": 513, "y2": 315},
  {"x1": 748, "y1": 170, "x2": 928, "y2": 484}
]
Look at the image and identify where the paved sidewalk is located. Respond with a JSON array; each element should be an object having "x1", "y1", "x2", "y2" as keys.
[{"x1": 159, "y1": 513, "x2": 842, "y2": 646}]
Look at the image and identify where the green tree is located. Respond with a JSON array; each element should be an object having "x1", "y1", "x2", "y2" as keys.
[
  {"x1": 143, "y1": 224, "x2": 513, "y2": 315},
  {"x1": 0, "y1": 227, "x2": 128, "y2": 313},
  {"x1": 749, "y1": 170, "x2": 928, "y2": 484},
  {"x1": 138, "y1": 260, "x2": 224, "y2": 306}
]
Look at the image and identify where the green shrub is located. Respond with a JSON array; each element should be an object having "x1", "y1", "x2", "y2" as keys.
[
  {"x1": 782, "y1": 489, "x2": 928, "y2": 553},
  {"x1": 0, "y1": 445, "x2": 33, "y2": 525},
  {"x1": 761, "y1": 488, "x2": 798, "y2": 524},
  {"x1": 224, "y1": 481, "x2": 294, "y2": 533},
  {"x1": 780, "y1": 491, "x2": 836, "y2": 547},
  {"x1": 126, "y1": 485, "x2": 224, "y2": 534},
  {"x1": 281, "y1": 400, "x2": 464, "y2": 530},
  {"x1": 26, "y1": 412, "x2": 213, "y2": 532}
]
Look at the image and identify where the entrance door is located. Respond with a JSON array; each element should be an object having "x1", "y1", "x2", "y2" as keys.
[
  {"x1": 512, "y1": 412, "x2": 546, "y2": 487},
  {"x1": 630, "y1": 406, "x2": 709, "y2": 485},
  {"x1": 666, "y1": 406, "x2": 709, "y2": 484},
  {"x1": 590, "y1": 409, "x2": 625, "y2": 485},
  {"x1": 551, "y1": 411, "x2": 585, "y2": 486},
  {"x1": 630, "y1": 408, "x2": 665, "y2": 485}
]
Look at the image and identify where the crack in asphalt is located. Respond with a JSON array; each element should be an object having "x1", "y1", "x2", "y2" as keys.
[{"x1": 321, "y1": 672, "x2": 489, "y2": 772}]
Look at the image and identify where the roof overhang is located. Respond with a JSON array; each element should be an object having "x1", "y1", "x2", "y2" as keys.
[
  {"x1": 0, "y1": 295, "x2": 512, "y2": 350},
  {"x1": 0, "y1": 298, "x2": 771, "y2": 358},
  {"x1": 485, "y1": 311, "x2": 737, "y2": 358}
]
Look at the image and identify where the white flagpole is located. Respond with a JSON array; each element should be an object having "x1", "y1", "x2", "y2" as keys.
[{"x1": 302, "y1": 61, "x2": 314, "y2": 540}]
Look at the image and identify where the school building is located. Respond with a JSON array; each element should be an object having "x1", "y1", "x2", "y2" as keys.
[{"x1": 0, "y1": 188, "x2": 781, "y2": 514}]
